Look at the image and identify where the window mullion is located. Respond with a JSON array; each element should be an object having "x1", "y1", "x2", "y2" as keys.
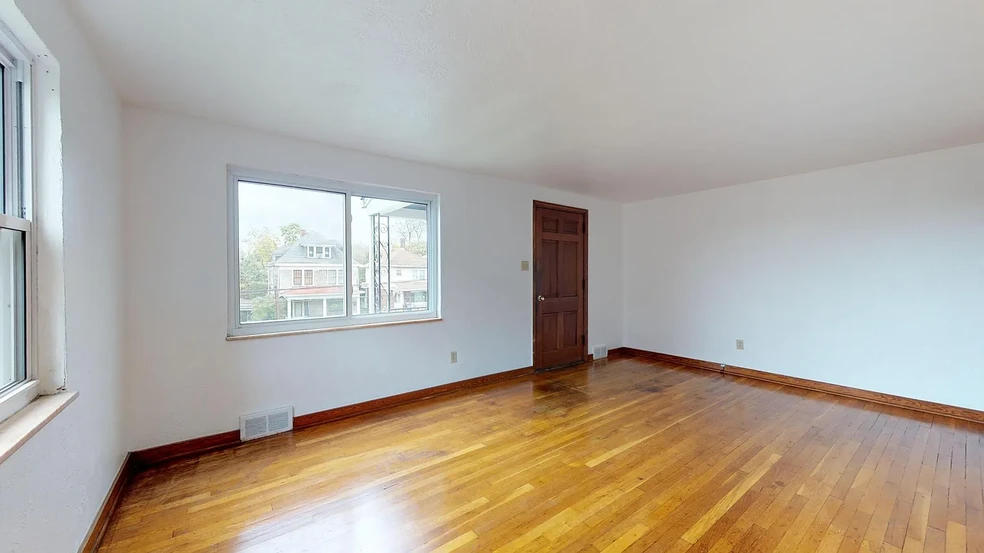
[
  {"x1": 10, "y1": 60, "x2": 22, "y2": 219},
  {"x1": 23, "y1": 222, "x2": 32, "y2": 382},
  {"x1": 16, "y1": 57, "x2": 30, "y2": 221},
  {"x1": 429, "y1": 201, "x2": 436, "y2": 314},
  {"x1": 344, "y1": 192, "x2": 353, "y2": 320},
  {"x1": 3, "y1": 65, "x2": 13, "y2": 216}
]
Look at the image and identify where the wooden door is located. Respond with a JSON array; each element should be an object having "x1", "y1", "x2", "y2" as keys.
[{"x1": 533, "y1": 202, "x2": 587, "y2": 371}]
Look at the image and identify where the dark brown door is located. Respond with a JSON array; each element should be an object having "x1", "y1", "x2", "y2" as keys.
[{"x1": 533, "y1": 202, "x2": 587, "y2": 371}]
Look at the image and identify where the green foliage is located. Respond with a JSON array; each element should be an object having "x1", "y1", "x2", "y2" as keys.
[
  {"x1": 250, "y1": 229, "x2": 278, "y2": 261},
  {"x1": 239, "y1": 226, "x2": 301, "y2": 322},
  {"x1": 249, "y1": 294, "x2": 280, "y2": 322},
  {"x1": 239, "y1": 228, "x2": 277, "y2": 299},
  {"x1": 406, "y1": 241, "x2": 428, "y2": 256},
  {"x1": 279, "y1": 222, "x2": 305, "y2": 246}
]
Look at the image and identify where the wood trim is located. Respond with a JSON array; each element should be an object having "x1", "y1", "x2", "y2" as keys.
[
  {"x1": 532, "y1": 200, "x2": 589, "y2": 370},
  {"x1": 531, "y1": 200, "x2": 590, "y2": 214},
  {"x1": 583, "y1": 208, "x2": 589, "y2": 365},
  {"x1": 132, "y1": 365, "x2": 536, "y2": 468},
  {"x1": 295, "y1": 366, "x2": 534, "y2": 429},
  {"x1": 78, "y1": 453, "x2": 137, "y2": 553},
  {"x1": 620, "y1": 348, "x2": 984, "y2": 425},
  {"x1": 607, "y1": 347, "x2": 628, "y2": 358},
  {"x1": 132, "y1": 430, "x2": 241, "y2": 468}
]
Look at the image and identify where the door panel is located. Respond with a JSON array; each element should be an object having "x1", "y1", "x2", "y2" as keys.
[
  {"x1": 562, "y1": 312, "x2": 579, "y2": 348},
  {"x1": 541, "y1": 313, "x2": 559, "y2": 353},
  {"x1": 541, "y1": 240, "x2": 559, "y2": 298},
  {"x1": 534, "y1": 203, "x2": 587, "y2": 371},
  {"x1": 559, "y1": 241, "x2": 579, "y2": 297}
]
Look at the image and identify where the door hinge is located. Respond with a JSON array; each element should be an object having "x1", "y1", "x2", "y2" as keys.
[
  {"x1": 582, "y1": 279, "x2": 585, "y2": 291},
  {"x1": 581, "y1": 333, "x2": 585, "y2": 344}
]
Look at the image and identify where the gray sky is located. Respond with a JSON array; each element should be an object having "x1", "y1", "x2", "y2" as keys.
[{"x1": 238, "y1": 181, "x2": 426, "y2": 251}]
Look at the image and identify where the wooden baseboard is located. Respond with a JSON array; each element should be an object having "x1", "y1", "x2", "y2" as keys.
[
  {"x1": 295, "y1": 366, "x2": 534, "y2": 429},
  {"x1": 131, "y1": 430, "x2": 241, "y2": 468},
  {"x1": 607, "y1": 347, "x2": 628, "y2": 358},
  {"x1": 78, "y1": 453, "x2": 137, "y2": 553},
  {"x1": 620, "y1": 347, "x2": 984, "y2": 425},
  {"x1": 132, "y1": 365, "x2": 537, "y2": 468}
]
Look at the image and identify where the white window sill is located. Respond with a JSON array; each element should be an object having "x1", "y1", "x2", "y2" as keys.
[
  {"x1": 0, "y1": 380, "x2": 40, "y2": 423},
  {"x1": 227, "y1": 316, "x2": 442, "y2": 341},
  {"x1": 0, "y1": 390, "x2": 78, "y2": 466}
]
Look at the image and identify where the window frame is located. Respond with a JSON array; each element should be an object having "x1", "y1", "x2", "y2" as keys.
[
  {"x1": 227, "y1": 166, "x2": 441, "y2": 338},
  {"x1": 0, "y1": 28, "x2": 34, "y2": 421}
]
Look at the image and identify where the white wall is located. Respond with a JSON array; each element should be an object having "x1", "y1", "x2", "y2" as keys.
[
  {"x1": 122, "y1": 106, "x2": 623, "y2": 451},
  {"x1": 624, "y1": 143, "x2": 984, "y2": 410},
  {"x1": 0, "y1": 0, "x2": 124, "y2": 551}
]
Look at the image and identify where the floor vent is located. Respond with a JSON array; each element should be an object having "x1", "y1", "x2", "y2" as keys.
[
  {"x1": 593, "y1": 345, "x2": 609, "y2": 359},
  {"x1": 240, "y1": 406, "x2": 294, "y2": 441}
]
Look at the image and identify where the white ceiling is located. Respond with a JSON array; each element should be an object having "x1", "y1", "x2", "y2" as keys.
[{"x1": 67, "y1": 0, "x2": 984, "y2": 202}]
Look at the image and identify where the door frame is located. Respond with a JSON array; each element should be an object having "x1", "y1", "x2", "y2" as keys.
[{"x1": 532, "y1": 200, "x2": 589, "y2": 371}]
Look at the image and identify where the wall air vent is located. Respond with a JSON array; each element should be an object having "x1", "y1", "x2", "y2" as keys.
[
  {"x1": 593, "y1": 345, "x2": 609, "y2": 359},
  {"x1": 240, "y1": 406, "x2": 294, "y2": 441}
]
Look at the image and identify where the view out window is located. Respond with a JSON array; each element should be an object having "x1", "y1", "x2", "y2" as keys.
[
  {"x1": 0, "y1": 41, "x2": 31, "y2": 399},
  {"x1": 0, "y1": 229, "x2": 26, "y2": 392},
  {"x1": 230, "y1": 169, "x2": 439, "y2": 336},
  {"x1": 351, "y1": 194, "x2": 431, "y2": 316}
]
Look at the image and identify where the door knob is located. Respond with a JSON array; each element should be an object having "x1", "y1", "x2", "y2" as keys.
[{"x1": 537, "y1": 295, "x2": 545, "y2": 302}]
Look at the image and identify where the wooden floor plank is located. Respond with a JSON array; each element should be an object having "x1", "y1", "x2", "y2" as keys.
[{"x1": 97, "y1": 357, "x2": 984, "y2": 553}]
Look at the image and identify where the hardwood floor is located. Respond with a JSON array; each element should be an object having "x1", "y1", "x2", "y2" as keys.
[{"x1": 99, "y1": 356, "x2": 984, "y2": 552}]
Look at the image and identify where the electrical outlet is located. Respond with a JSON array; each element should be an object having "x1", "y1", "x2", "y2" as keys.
[
  {"x1": 521, "y1": 260, "x2": 530, "y2": 271},
  {"x1": 736, "y1": 339, "x2": 744, "y2": 351},
  {"x1": 450, "y1": 351, "x2": 458, "y2": 363}
]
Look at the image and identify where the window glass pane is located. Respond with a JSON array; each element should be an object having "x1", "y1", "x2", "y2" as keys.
[
  {"x1": 0, "y1": 227, "x2": 26, "y2": 391},
  {"x1": 351, "y1": 195, "x2": 430, "y2": 315},
  {"x1": 237, "y1": 181, "x2": 346, "y2": 324},
  {"x1": 0, "y1": 64, "x2": 5, "y2": 215}
]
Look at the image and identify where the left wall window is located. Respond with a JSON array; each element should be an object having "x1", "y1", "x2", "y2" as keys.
[{"x1": 0, "y1": 30, "x2": 33, "y2": 416}]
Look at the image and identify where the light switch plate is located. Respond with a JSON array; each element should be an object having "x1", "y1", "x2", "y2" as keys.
[{"x1": 521, "y1": 260, "x2": 530, "y2": 271}]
